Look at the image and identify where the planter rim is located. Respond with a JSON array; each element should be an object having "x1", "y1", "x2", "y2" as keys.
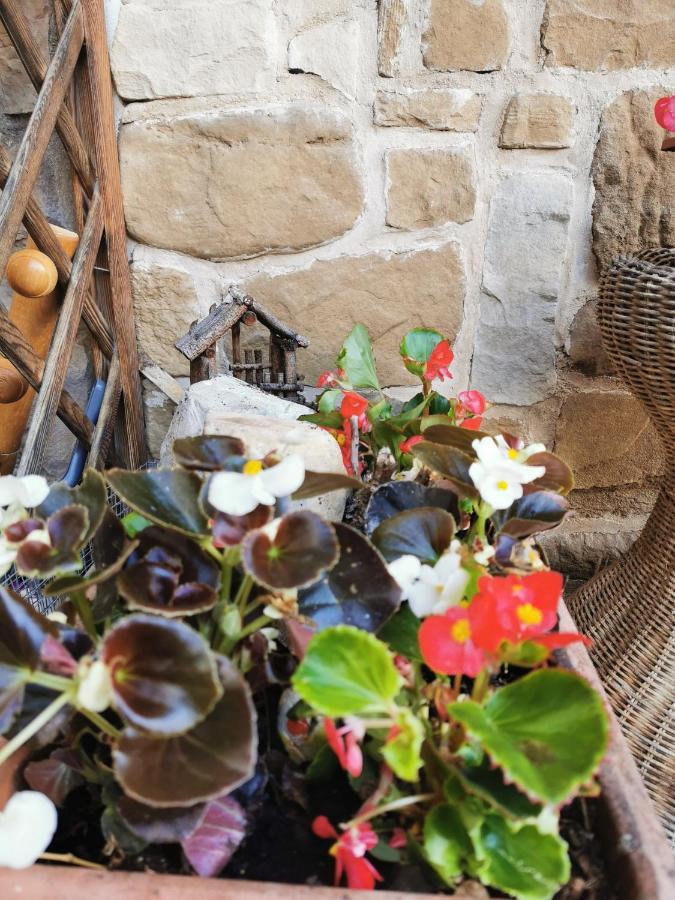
[{"x1": 1, "y1": 603, "x2": 673, "y2": 899}]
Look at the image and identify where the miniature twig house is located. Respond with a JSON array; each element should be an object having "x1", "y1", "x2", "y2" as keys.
[{"x1": 175, "y1": 287, "x2": 309, "y2": 401}]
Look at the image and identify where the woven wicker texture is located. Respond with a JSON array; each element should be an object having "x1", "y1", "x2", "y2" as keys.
[{"x1": 569, "y1": 248, "x2": 675, "y2": 846}]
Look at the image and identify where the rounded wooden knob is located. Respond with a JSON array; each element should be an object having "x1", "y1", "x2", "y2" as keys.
[
  {"x1": 5, "y1": 248, "x2": 59, "y2": 298},
  {"x1": 0, "y1": 369, "x2": 28, "y2": 404}
]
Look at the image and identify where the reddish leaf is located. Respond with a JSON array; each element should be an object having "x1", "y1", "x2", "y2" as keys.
[
  {"x1": 24, "y1": 749, "x2": 84, "y2": 806},
  {"x1": 118, "y1": 795, "x2": 206, "y2": 843},
  {"x1": 181, "y1": 794, "x2": 247, "y2": 877}
]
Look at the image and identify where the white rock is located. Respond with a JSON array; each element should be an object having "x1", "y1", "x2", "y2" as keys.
[
  {"x1": 111, "y1": 0, "x2": 276, "y2": 101},
  {"x1": 471, "y1": 173, "x2": 573, "y2": 406},
  {"x1": 288, "y1": 16, "x2": 361, "y2": 99},
  {"x1": 161, "y1": 376, "x2": 347, "y2": 521}
]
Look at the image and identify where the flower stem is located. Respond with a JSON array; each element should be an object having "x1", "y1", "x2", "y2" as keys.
[
  {"x1": 345, "y1": 793, "x2": 435, "y2": 829},
  {"x1": 220, "y1": 558, "x2": 233, "y2": 604},
  {"x1": 78, "y1": 708, "x2": 121, "y2": 740},
  {"x1": 236, "y1": 614, "x2": 272, "y2": 642},
  {"x1": 70, "y1": 590, "x2": 96, "y2": 640},
  {"x1": 28, "y1": 671, "x2": 73, "y2": 692},
  {"x1": 0, "y1": 692, "x2": 71, "y2": 766},
  {"x1": 40, "y1": 852, "x2": 105, "y2": 871},
  {"x1": 234, "y1": 574, "x2": 254, "y2": 612},
  {"x1": 471, "y1": 669, "x2": 490, "y2": 703}
]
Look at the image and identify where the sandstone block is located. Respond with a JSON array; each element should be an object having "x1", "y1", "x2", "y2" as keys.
[
  {"x1": 471, "y1": 173, "x2": 573, "y2": 405},
  {"x1": 0, "y1": 0, "x2": 49, "y2": 114},
  {"x1": 288, "y1": 15, "x2": 360, "y2": 98},
  {"x1": 423, "y1": 0, "x2": 509, "y2": 72},
  {"x1": 499, "y1": 95, "x2": 574, "y2": 149},
  {"x1": 374, "y1": 89, "x2": 482, "y2": 132},
  {"x1": 592, "y1": 89, "x2": 675, "y2": 270},
  {"x1": 377, "y1": 0, "x2": 408, "y2": 77},
  {"x1": 386, "y1": 149, "x2": 476, "y2": 230},
  {"x1": 554, "y1": 384, "x2": 664, "y2": 489},
  {"x1": 111, "y1": 0, "x2": 275, "y2": 100},
  {"x1": 119, "y1": 100, "x2": 364, "y2": 260},
  {"x1": 161, "y1": 377, "x2": 346, "y2": 520},
  {"x1": 542, "y1": 0, "x2": 675, "y2": 71},
  {"x1": 245, "y1": 242, "x2": 466, "y2": 385},
  {"x1": 131, "y1": 261, "x2": 203, "y2": 376}
]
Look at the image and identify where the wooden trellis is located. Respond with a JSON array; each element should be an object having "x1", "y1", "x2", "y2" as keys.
[{"x1": 0, "y1": 0, "x2": 145, "y2": 475}]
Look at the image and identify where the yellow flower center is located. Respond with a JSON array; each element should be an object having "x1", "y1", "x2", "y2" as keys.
[
  {"x1": 451, "y1": 618, "x2": 471, "y2": 644},
  {"x1": 336, "y1": 433, "x2": 346, "y2": 446},
  {"x1": 243, "y1": 459, "x2": 263, "y2": 476},
  {"x1": 497, "y1": 480, "x2": 509, "y2": 490},
  {"x1": 517, "y1": 603, "x2": 543, "y2": 626},
  {"x1": 507, "y1": 449, "x2": 519, "y2": 460}
]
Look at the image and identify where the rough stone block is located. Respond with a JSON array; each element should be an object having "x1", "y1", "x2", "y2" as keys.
[
  {"x1": 0, "y1": 0, "x2": 49, "y2": 114},
  {"x1": 374, "y1": 89, "x2": 482, "y2": 132},
  {"x1": 111, "y1": 0, "x2": 275, "y2": 100},
  {"x1": 471, "y1": 173, "x2": 573, "y2": 405},
  {"x1": 386, "y1": 149, "x2": 476, "y2": 229},
  {"x1": 119, "y1": 99, "x2": 364, "y2": 260},
  {"x1": 423, "y1": 0, "x2": 509, "y2": 72},
  {"x1": 288, "y1": 15, "x2": 360, "y2": 98},
  {"x1": 542, "y1": 0, "x2": 675, "y2": 71},
  {"x1": 499, "y1": 94, "x2": 574, "y2": 149},
  {"x1": 245, "y1": 242, "x2": 466, "y2": 385}
]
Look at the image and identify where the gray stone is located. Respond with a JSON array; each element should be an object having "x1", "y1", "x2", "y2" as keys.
[
  {"x1": 119, "y1": 99, "x2": 364, "y2": 260},
  {"x1": 375, "y1": 89, "x2": 482, "y2": 132},
  {"x1": 471, "y1": 173, "x2": 573, "y2": 405},
  {"x1": 0, "y1": 0, "x2": 49, "y2": 114},
  {"x1": 539, "y1": 515, "x2": 645, "y2": 580},
  {"x1": 111, "y1": 0, "x2": 275, "y2": 100}
]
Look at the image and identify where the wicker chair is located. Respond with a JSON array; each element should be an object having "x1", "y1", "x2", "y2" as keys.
[{"x1": 569, "y1": 248, "x2": 675, "y2": 846}]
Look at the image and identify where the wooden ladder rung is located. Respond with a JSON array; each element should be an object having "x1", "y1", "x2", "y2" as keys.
[
  {"x1": 0, "y1": 0, "x2": 84, "y2": 278},
  {"x1": 88, "y1": 351, "x2": 121, "y2": 468},
  {"x1": 17, "y1": 191, "x2": 104, "y2": 475}
]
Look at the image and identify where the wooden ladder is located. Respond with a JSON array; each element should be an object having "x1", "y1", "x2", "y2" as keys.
[{"x1": 0, "y1": 0, "x2": 146, "y2": 475}]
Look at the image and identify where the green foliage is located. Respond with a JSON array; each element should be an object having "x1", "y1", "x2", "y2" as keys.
[
  {"x1": 377, "y1": 604, "x2": 422, "y2": 662},
  {"x1": 424, "y1": 803, "x2": 473, "y2": 882},
  {"x1": 381, "y1": 708, "x2": 424, "y2": 782},
  {"x1": 337, "y1": 324, "x2": 380, "y2": 390},
  {"x1": 399, "y1": 328, "x2": 444, "y2": 379},
  {"x1": 292, "y1": 626, "x2": 401, "y2": 717}
]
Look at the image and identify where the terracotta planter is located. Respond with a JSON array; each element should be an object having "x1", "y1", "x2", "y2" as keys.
[{"x1": 1, "y1": 602, "x2": 673, "y2": 899}]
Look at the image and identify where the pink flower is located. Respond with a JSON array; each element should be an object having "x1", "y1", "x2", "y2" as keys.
[
  {"x1": 424, "y1": 340, "x2": 454, "y2": 382},
  {"x1": 399, "y1": 435, "x2": 423, "y2": 454},
  {"x1": 655, "y1": 96, "x2": 675, "y2": 131},
  {"x1": 388, "y1": 828, "x2": 407, "y2": 849},
  {"x1": 324, "y1": 717, "x2": 365, "y2": 778},
  {"x1": 457, "y1": 390, "x2": 486, "y2": 416},
  {"x1": 312, "y1": 817, "x2": 382, "y2": 890}
]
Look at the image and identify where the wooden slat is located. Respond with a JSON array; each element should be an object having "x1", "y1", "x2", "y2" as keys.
[
  {"x1": 81, "y1": 0, "x2": 146, "y2": 468},
  {"x1": 16, "y1": 191, "x2": 104, "y2": 475},
  {"x1": 0, "y1": 145, "x2": 114, "y2": 357},
  {"x1": 87, "y1": 351, "x2": 121, "y2": 468},
  {"x1": 0, "y1": 0, "x2": 94, "y2": 195},
  {"x1": 0, "y1": 0, "x2": 84, "y2": 280}
]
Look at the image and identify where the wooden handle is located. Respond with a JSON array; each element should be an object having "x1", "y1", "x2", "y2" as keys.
[
  {"x1": 5, "y1": 248, "x2": 59, "y2": 298},
  {"x1": 0, "y1": 370, "x2": 29, "y2": 404}
]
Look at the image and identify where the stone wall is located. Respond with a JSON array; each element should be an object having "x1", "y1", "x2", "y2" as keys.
[{"x1": 1, "y1": 1, "x2": 673, "y2": 572}]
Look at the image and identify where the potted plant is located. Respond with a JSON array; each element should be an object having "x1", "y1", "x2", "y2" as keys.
[{"x1": 0, "y1": 326, "x2": 672, "y2": 898}]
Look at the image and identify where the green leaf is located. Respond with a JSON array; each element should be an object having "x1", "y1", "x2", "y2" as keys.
[
  {"x1": 377, "y1": 604, "x2": 422, "y2": 662},
  {"x1": 318, "y1": 389, "x2": 342, "y2": 414},
  {"x1": 172, "y1": 435, "x2": 247, "y2": 472},
  {"x1": 292, "y1": 470, "x2": 363, "y2": 501},
  {"x1": 448, "y1": 669, "x2": 609, "y2": 806},
  {"x1": 298, "y1": 411, "x2": 345, "y2": 430},
  {"x1": 382, "y1": 708, "x2": 424, "y2": 782},
  {"x1": 102, "y1": 614, "x2": 223, "y2": 735},
  {"x1": 114, "y1": 656, "x2": 256, "y2": 808},
  {"x1": 411, "y1": 442, "x2": 480, "y2": 501},
  {"x1": 400, "y1": 328, "x2": 444, "y2": 378},
  {"x1": 106, "y1": 469, "x2": 210, "y2": 537},
  {"x1": 423, "y1": 803, "x2": 474, "y2": 883},
  {"x1": 298, "y1": 523, "x2": 401, "y2": 633},
  {"x1": 474, "y1": 814, "x2": 570, "y2": 900},
  {"x1": 337, "y1": 324, "x2": 380, "y2": 390},
  {"x1": 121, "y1": 512, "x2": 154, "y2": 538},
  {"x1": 242, "y1": 511, "x2": 339, "y2": 591},
  {"x1": 292, "y1": 625, "x2": 401, "y2": 717},
  {"x1": 457, "y1": 760, "x2": 542, "y2": 820},
  {"x1": 372, "y1": 507, "x2": 456, "y2": 565},
  {"x1": 368, "y1": 398, "x2": 392, "y2": 423}
]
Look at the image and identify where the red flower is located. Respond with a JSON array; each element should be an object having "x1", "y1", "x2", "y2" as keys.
[
  {"x1": 341, "y1": 391, "x2": 370, "y2": 432},
  {"x1": 423, "y1": 340, "x2": 454, "y2": 382},
  {"x1": 339, "y1": 418, "x2": 355, "y2": 474},
  {"x1": 388, "y1": 828, "x2": 407, "y2": 849},
  {"x1": 400, "y1": 435, "x2": 423, "y2": 454},
  {"x1": 459, "y1": 416, "x2": 483, "y2": 431},
  {"x1": 317, "y1": 367, "x2": 346, "y2": 388},
  {"x1": 324, "y1": 717, "x2": 364, "y2": 778},
  {"x1": 419, "y1": 607, "x2": 487, "y2": 677},
  {"x1": 287, "y1": 717, "x2": 310, "y2": 737},
  {"x1": 655, "y1": 96, "x2": 675, "y2": 131},
  {"x1": 457, "y1": 390, "x2": 486, "y2": 416},
  {"x1": 469, "y1": 571, "x2": 588, "y2": 656},
  {"x1": 312, "y1": 817, "x2": 382, "y2": 890}
]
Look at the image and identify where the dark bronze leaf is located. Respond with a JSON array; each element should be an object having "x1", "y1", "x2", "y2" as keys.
[
  {"x1": 365, "y1": 481, "x2": 461, "y2": 534},
  {"x1": 372, "y1": 507, "x2": 456, "y2": 565},
  {"x1": 172, "y1": 435, "x2": 247, "y2": 472},
  {"x1": 106, "y1": 469, "x2": 210, "y2": 536}
]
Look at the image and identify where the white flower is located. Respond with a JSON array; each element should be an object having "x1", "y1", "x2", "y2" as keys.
[
  {"x1": 0, "y1": 474, "x2": 49, "y2": 509},
  {"x1": 77, "y1": 659, "x2": 113, "y2": 713},
  {"x1": 468, "y1": 435, "x2": 546, "y2": 510},
  {"x1": 208, "y1": 455, "x2": 305, "y2": 517},
  {"x1": 0, "y1": 791, "x2": 57, "y2": 869},
  {"x1": 389, "y1": 543, "x2": 470, "y2": 618}
]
